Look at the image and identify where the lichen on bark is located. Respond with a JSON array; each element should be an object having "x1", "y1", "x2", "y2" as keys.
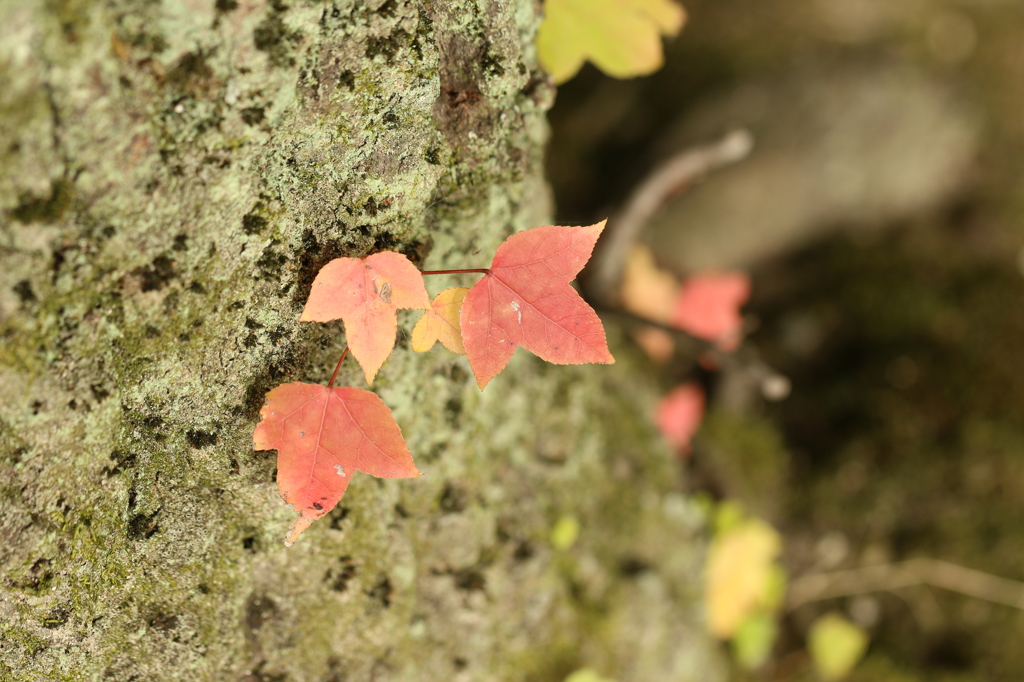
[{"x1": 0, "y1": 0, "x2": 723, "y2": 680}]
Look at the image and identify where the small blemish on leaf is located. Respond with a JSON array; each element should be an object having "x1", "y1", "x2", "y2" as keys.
[
  {"x1": 313, "y1": 502, "x2": 324, "y2": 511},
  {"x1": 379, "y1": 282, "x2": 392, "y2": 303},
  {"x1": 334, "y1": 464, "x2": 346, "y2": 477},
  {"x1": 510, "y1": 300, "x2": 522, "y2": 323}
]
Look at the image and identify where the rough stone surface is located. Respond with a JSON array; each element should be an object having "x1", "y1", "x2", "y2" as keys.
[{"x1": 0, "y1": 1, "x2": 723, "y2": 680}]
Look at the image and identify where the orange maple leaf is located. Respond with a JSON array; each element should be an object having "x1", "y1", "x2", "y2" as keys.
[
  {"x1": 460, "y1": 223, "x2": 615, "y2": 388},
  {"x1": 254, "y1": 381, "x2": 421, "y2": 546},
  {"x1": 301, "y1": 252, "x2": 430, "y2": 384}
]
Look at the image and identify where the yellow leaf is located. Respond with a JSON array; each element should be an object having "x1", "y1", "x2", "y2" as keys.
[
  {"x1": 411, "y1": 288, "x2": 468, "y2": 354},
  {"x1": 537, "y1": 0, "x2": 687, "y2": 84},
  {"x1": 564, "y1": 669, "x2": 617, "y2": 682},
  {"x1": 808, "y1": 613, "x2": 869, "y2": 680},
  {"x1": 620, "y1": 245, "x2": 678, "y2": 323},
  {"x1": 705, "y1": 518, "x2": 782, "y2": 638},
  {"x1": 551, "y1": 515, "x2": 581, "y2": 551}
]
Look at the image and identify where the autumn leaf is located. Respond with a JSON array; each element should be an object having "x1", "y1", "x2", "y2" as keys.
[
  {"x1": 621, "y1": 244, "x2": 679, "y2": 360},
  {"x1": 301, "y1": 252, "x2": 430, "y2": 384},
  {"x1": 705, "y1": 517, "x2": 782, "y2": 638},
  {"x1": 808, "y1": 613, "x2": 869, "y2": 680},
  {"x1": 656, "y1": 382, "x2": 704, "y2": 453},
  {"x1": 460, "y1": 222, "x2": 615, "y2": 389},
  {"x1": 672, "y1": 272, "x2": 750, "y2": 351},
  {"x1": 253, "y1": 382, "x2": 421, "y2": 546},
  {"x1": 537, "y1": 0, "x2": 686, "y2": 84},
  {"x1": 411, "y1": 287, "x2": 468, "y2": 354}
]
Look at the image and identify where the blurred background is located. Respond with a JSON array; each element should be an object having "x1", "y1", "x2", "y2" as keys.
[{"x1": 546, "y1": 0, "x2": 1024, "y2": 679}]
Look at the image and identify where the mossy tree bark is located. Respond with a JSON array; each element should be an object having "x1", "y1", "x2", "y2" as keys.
[{"x1": 0, "y1": 1, "x2": 723, "y2": 680}]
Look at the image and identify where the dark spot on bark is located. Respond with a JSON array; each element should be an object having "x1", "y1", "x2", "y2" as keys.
[
  {"x1": 241, "y1": 106, "x2": 265, "y2": 125},
  {"x1": 618, "y1": 556, "x2": 652, "y2": 577},
  {"x1": 439, "y1": 481, "x2": 467, "y2": 513},
  {"x1": 186, "y1": 430, "x2": 218, "y2": 448},
  {"x1": 242, "y1": 211, "x2": 268, "y2": 235},
  {"x1": 245, "y1": 317, "x2": 264, "y2": 330},
  {"x1": 444, "y1": 397, "x2": 462, "y2": 425},
  {"x1": 254, "y1": 11, "x2": 302, "y2": 67},
  {"x1": 365, "y1": 29, "x2": 412, "y2": 63},
  {"x1": 41, "y1": 605, "x2": 71, "y2": 629},
  {"x1": 242, "y1": 536, "x2": 257, "y2": 552},
  {"x1": 126, "y1": 511, "x2": 160, "y2": 540},
  {"x1": 230, "y1": 458, "x2": 240, "y2": 474},
  {"x1": 513, "y1": 540, "x2": 535, "y2": 562},
  {"x1": 480, "y1": 48, "x2": 505, "y2": 78},
  {"x1": 136, "y1": 254, "x2": 176, "y2": 292},
  {"x1": 67, "y1": 399, "x2": 78, "y2": 410},
  {"x1": 103, "y1": 450, "x2": 136, "y2": 476},
  {"x1": 90, "y1": 384, "x2": 110, "y2": 401},
  {"x1": 365, "y1": 575, "x2": 392, "y2": 607},
  {"x1": 13, "y1": 280, "x2": 36, "y2": 304},
  {"x1": 399, "y1": 236, "x2": 433, "y2": 266},
  {"x1": 337, "y1": 70, "x2": 355, "y2": 89},
  {"x1": 453, "y1": 568, "x2": 486, "y2": 592},
  {"x1": 11, "y1": 179, "x2": 74, "y2": 224},
  {"x1": 228, "y1": 300, "x2": 245, "y2": 310},
  {"x1": 245, "y1": 593, "x2": 277, "y2": 634},
  {"x1": 376, "y1": 0, "x2": 397, "y2": 17},
  {"x1": 393, "y1": 503, "x2": 409, "y2": 519},
  {"x1": 243, "y1": 332, "x2": 258, "y2": 348},
  {"x1": 453, "y1": 657, "x2": 468, "y2": 671},
  {"x1": 328, "y1": 505, "x2": 349, "y2": 530},
  {"x1": 187, "y1": 281, "x2": 206, "y2": 294},
  {"x1": 325, "y1": 555, "x2": 357, "y2": 592},
  {"x1": 29, "y1": 400, "x2": 43, "y2": 415},
  {"x1": 144, "y1": 324, "x2": 161, "y2": 337},
  {"x1": 255, "y1": 243, "x2": 287, "y2": 280},
  {"x1": 215, "y1": 0, "x2": 238, "y2": 12},
  {"x1": 172, "y1": 234, "x2": 188, "y2": 251},
  {"x1": 167, "y1": 50, "x2": 218, "y2": 100},
  {"x1": 424, "y1": 147, "x2": 441, "y2": 165},
  {"x1": 382, "y1": 111, "x2": 399, "y2": 129},
  {"x1": 444, "y1": 86, "x2": 481, "y2": 108},
  {"x1": 148, "y1": 613, "x2": 178, "y2": 631}
]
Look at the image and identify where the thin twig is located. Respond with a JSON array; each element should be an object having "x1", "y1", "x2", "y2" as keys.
[
  {"x1": 326, "y1": 346, "x2": 349, "y2": 389},
  {"x1": 787, "y1": 558, "x2": 1024, "y2": 611},
  {"x1": 420, "y1": 268, "x2": 489, "y2": 276},
  {"x1": 588, "y1": 129, "x2": 754, "y2": 303}
]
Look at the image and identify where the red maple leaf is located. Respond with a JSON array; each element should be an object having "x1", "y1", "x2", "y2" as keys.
[
  {"x1": 656, "y1": 382, "x2": 705, "y2": 455},
  {"x1": 460, "y1": 222, "x2": 615, "y2": 388},
  {"x1": 301, "y1": 252, "x2": 430, "y2": 384},
  {"x1": 253, "y1": 382, "x2": 421, "y2": 546},
  {"x1": 671, "y1": 272, "x2": 750, "y2": 351}
]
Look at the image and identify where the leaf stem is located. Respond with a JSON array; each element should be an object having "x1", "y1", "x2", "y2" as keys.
[
  {"x1": 327, "y1": 346, "x2": 349, "y2": 389},
  {"x1": 419, "y1": 268, "x2": 490, "y2": 275}
]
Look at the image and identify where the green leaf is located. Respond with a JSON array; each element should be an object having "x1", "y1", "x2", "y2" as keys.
[
  {"x1": 537, "y1": 0, "x2": 686, "y2": 83},
  {"x1": 731, "y1": 611, "x2": 778, "y2": 670},
  {"x1": 808, "y1": 613, "x2": 869, "y2": 680}
]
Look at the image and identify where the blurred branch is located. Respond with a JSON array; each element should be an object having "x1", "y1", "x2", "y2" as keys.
[
  {"x1": 788, "y1": 558, "x2": 1024, "y2": 611},
  {"x1": 595, "y1": 305, "x2": 790, "y2": 401},
  {"x1": 588, "y1": 129, "x2": 754, "y2": 303}
]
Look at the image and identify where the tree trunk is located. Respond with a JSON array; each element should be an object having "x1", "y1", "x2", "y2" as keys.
[{"x1": 0, "y1": 1, "x2": 723, "y2": 680}]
